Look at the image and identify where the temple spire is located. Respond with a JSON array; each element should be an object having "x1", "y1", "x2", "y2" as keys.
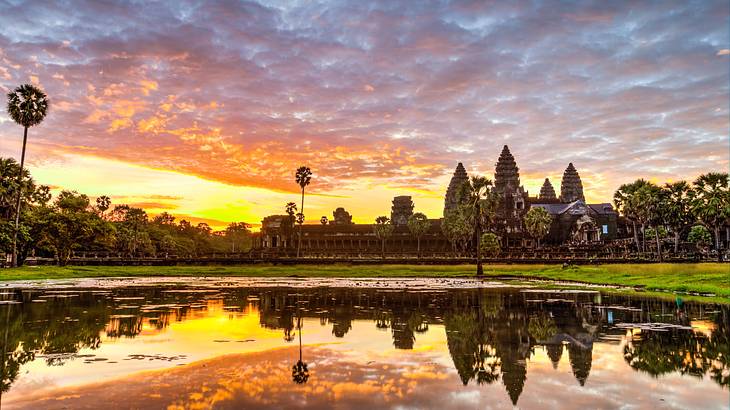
[
  {"x1": 559, "y1": 163, "x2": 585, "y2": 203},
  {"x1": 539, "y1": 178, "x2": 557, "y2": 200},
  {"x1": 494, "y1": 145, "x2": 520, "y2": 195},
  {"x1": 444, "y1": 162, "x2": 469, "y2": 216}
]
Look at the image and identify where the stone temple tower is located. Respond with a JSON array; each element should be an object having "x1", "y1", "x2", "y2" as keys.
[
  {"x1": 444, "y1": 163, "x2": 469, "y2": 216},
  {"x1": 494, "y1": 145, "x2": 521, "y2": 196},
  {"x1": 539, "y1": 178, "x2": 557, "y2": 200},
  {"x1": 391, "y1": 196, "x2": 414, "y2": 226},
  {"x1": 559, "y1": 163, "x2": 585, "y2": 203}
]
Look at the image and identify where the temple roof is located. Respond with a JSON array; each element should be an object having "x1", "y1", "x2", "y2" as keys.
[
  {"x1": 531, "y1": 200, "x2": 615, "y2": 216},
  {"x1": 444, "y1": 162, "x2": 469, "y2": 216}
]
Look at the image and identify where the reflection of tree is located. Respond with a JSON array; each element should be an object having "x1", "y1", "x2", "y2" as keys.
[
  {"x1": 291, "y1": 305, "x2": 309, "y2": 384},
  {"x1": 623, "y1": 317, "x2": 729, "y2": 387},
  {"x1": 545, "y1": 344, "x2": 563, "y2": 369},
  {"x1": 528, "y1": 314, "x2": 557, "y2": 342},
  {"x1": 330, "y1": 306, "x2": 352, "y2": 338},
  {"x1": 0, "y1": 294, "x2": 110, "y2": 394}
]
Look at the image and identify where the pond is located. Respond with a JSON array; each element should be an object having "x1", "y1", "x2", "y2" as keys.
[{"x1": 0, "y1": 277, "x2": 727, "y2": 409}]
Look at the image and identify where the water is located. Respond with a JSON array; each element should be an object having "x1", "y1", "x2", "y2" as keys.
[{"x1": 0, "y1": 277, "x2": 727, "y2": 409}]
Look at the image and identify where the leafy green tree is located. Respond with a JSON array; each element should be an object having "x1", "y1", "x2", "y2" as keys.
[
  {"x1": 373, "y1": 216, "x2": 394, "y2": 258},
  {"x1": 442, "y1": 206, "x2": 472, "y2": 254},
  {"x1": 480, "y1": 233, "x2": 501, "y2": 259},
  {"x1": 42, "y1": 191, "x2": 111, "y2": 265},
  {"x1": 407, "y1": 212, "x2": 430, "y2": 257},
  {"x1": 6, "y1": 84, "x2": 49, "y2": 267},
  {"x1": 633, "y1": 182, "x2": 662, "y2": 255},
  {"x1": 687, "y1": 225, "x2": 712, "y2": 253},
  {"x1": 223, "y1": 222, "x2": 252, "y2": 252},
  {"x1": 614, "y1": 179, "x2": 653, "y2": 252},
  {"x1": 457, "y1": 176, "x2": 499, "y2": 275},
  {"x1": 691, "y1": 172, "x2": 729, "y2": 254},
  {"x1": 524, "y1": 207, "x2": 552, "y2": 248},
  {"x1": 295, "y1": 166, "x2": 312, "y2": 258},
  {"x1": 662, "y1": 181, "x2": 694, "y2": 254}
]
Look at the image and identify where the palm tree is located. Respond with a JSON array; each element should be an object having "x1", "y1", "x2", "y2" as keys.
[
  {"x1": 662, "y1": 181, "x2": 693, "y2": 254},
  {"x1": 407, "y1": 212, "x2": 430, "y2": 258},
  {"x1": 291, "y1": 311, "x2": 309, "y2": 384},
  {"x1": 524, "y1": 207, "x2": 552, "y2": 248},
  {"x1": 614, "y1": 179, "x2": 652, "y2": 253},
  {"x1": 96, "y1": 195, "x2": 111, "y2": 218},
  {"x1": 691, "y1": 172, "x2": 729, "y2": 257},
  {"x1": 373, "y1": 216, "x2": 394, "y2": 258},
  {"x1": 6, "y1": 84, "x2": 49, "y2": 267},
  {"x1": 457, "y1": 176, "x2": 498, "y2": 276},
  {"x1": 295, "y1": 166, "x2": 312, "y2": 258},
  {"x1": 285, "y1": 202, "x2": 297, "y2": 248}
]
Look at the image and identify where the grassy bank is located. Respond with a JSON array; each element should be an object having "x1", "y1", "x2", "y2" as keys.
[{"x1": 1, "y1": 263, "x2": 728, "y2": 299}]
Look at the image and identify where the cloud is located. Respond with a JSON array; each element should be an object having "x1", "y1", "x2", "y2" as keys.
[{"x1": 0, "y1": 0, "x2": 726, "y2": 216}]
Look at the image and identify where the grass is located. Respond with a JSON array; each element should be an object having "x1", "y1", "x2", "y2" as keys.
[{"x1": 0, "y1": 263, "x2": 728, "y2": 300}]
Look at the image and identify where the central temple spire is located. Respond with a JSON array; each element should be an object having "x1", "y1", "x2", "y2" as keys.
[
  {"x1": 494, "y1": 145, "x2": 521, "y2": 195},
  {"x1": 539, "y1": 178, "x2": 557, "y2": 200}
]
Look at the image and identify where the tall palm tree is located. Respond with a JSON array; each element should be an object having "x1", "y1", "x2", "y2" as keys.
[
  {"x1": 524, "y1": 207, "x2": 552, "y2": 248},
  {"x1": 692, "y1": 172, "x2": 729, "y2": 256},
  {"x1": 295, "y1": 166, "x2": 312, "y2": 258},
  {"x1": 614, "y1": 179, "x2": 651, "y2": 253},
  {"x1": 662, "y1": 181, "x2": 693, "y2": 254},
  {"x1": 374, "y1": 216, "x2": 394, "y2": 258},
  {"x1": 6, "y1": 84, "x2": 49, "y2": 267},
  {"x1": 457, "y1": 176, "x2": 498, "y2": 276}
]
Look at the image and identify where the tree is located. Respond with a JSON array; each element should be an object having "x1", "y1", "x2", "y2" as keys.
[
  {"x1": 691, "y1": 172, "x2": 729, "y2": 256},
  {"x1": 295, "y1": 166, "x2": 312, "y2": 258},
  {"x1": 223, "y1": 222, "x2": 252, "y2": 252},
  {"x1": 407, "y1": 212, "x2": 430, "y2": 258},
  {"x1": 456, "y1": 176, "x2": 498, "y2": 276},
  {"x1": 662, "y1": 182, "x2": 694, "y2": 254},
  {"x1": 687, "y1": 225, "x2": 712, "y2": 255},
  {"x1": 284, "y1": 202, "x2": 297, "y2": 248},
  {"x1": 480, "y1": 233, "x2": 501, "y2": 260},
  {"x1": 6, "y1": 84, "x2": 49, "y2": 267},
  {"x1": 633, "y1": 182, "x2": 661, "y2": 255},
  {"x1": 95, "y1": 195, "x2": 111, "y2": 218},
  {"x1": 442, "y1": 206, "x2": 472, "y2": 254},
  {"x1": 524, "y1": 207, "x2": 552, "y2": 248},
  {"x1": 373, "y1": 216, "x2": 394, "y2": 258},
  {"x1": 614, "y1": 179, "x2": 653, "y2": 252},
  {"x1": 42, "y1": 191, "x2": 111, "y2": 266}
]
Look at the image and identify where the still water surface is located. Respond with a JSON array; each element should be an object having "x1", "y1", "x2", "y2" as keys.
[{"x1": 0, "y1": 277, "x2": 727, "y2": 409}]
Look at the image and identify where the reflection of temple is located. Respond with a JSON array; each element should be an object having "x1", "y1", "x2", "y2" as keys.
[
  {"x1": 255, "y1": 144, "x2": 622, "y2": 254},
  {"x1": 0, "y1": 285, "x2": 727, "y2": 402}
]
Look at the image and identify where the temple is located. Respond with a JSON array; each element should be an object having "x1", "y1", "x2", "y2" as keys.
[{"x1": 255, "y1": 145, "x2": 622, "y2": 255}]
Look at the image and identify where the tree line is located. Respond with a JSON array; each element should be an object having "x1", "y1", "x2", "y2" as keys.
[{"x1": 0, "y1": 157, "x2": 253, "y2": 266}]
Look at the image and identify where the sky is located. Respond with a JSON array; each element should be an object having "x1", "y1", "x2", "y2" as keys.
[{"x1": 0, "y1": 0, "x2": 728, "y2": 229}]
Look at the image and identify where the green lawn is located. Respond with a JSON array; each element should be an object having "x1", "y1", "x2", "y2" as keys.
[{"x1": 1, "y1": 263, "x2": 728, "y2": 300}]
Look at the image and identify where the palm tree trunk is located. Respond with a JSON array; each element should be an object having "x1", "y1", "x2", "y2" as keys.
[
  {"x1": 381, "y1": 239, "x2": 385, "y2": 258},
  {"x1": 715, "y1": 226, "x2": 722, "y2": 262},
  {"x1": 641, "y1": 224, "x2": 646, "y2": 254},
  {"x1": 297, "y1": 188, "x2": 304, "y2": 258},
  {"x1": 476, "y1": 203, "x2": 483, "y2": 276},
  {"x1": 12, "y1": 127, "x2": 28, "y2": 268},
  {"x1": 674, "y1": 231, "x2": 680, "y2": 254},
  {"x1": 632, "y1": 221, "x2": 639, "y2": 253},
  {"x1": 655, "y1": 228, "x2": 662, "y2": 262},
  {"x1": 417, "y1": 237, "x2": 421, "y2": 259}
]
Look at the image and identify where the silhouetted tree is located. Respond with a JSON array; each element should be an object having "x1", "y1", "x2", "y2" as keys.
[
  {"x1": 295, "y1": 166, "x2": 312, "y2": 258},
  {"x1": 6, "y1": 84, "x2": 48, "y2": 266}
]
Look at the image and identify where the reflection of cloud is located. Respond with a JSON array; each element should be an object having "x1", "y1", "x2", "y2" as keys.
[{"x1": 7, "y1": 343, "x2": 725, "y2": 410}]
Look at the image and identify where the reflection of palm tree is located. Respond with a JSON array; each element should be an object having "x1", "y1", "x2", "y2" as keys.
[{"x1": 291, "y1": 307, "x2": 309, "y2": 384}]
